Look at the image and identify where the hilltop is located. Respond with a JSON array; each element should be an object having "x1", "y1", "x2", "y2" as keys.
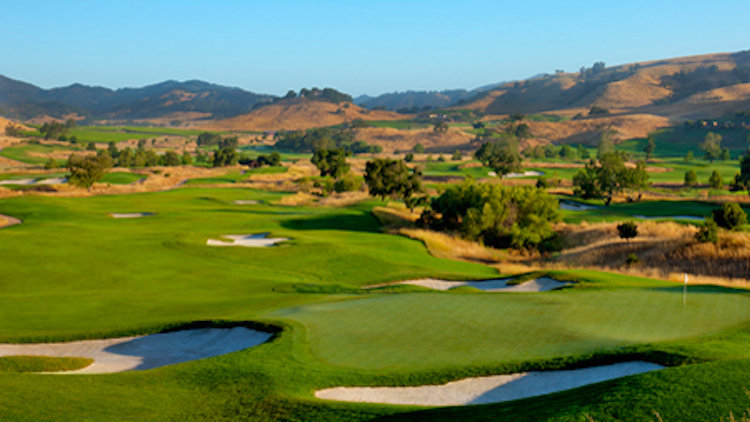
[
  {"x1": 463, "y1": 51, "x2": 750, "y2": 120},
  {"x1": 198, "y1": 97, "x2": 405, "y2": 132}
]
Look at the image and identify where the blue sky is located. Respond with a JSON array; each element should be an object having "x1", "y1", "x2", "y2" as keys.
[{"x1": 1, "y1": 1, "x2": 748, "y2": 96}]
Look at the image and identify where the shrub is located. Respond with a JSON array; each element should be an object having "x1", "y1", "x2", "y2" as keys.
[
  {"x1": 404, "y1": 152, "x2": 414, "y2": 162},
  {"x1": 626, "y1": 253, "x2": 639, "y2": 266},
  {"x1": 712, "y1": 203, "x2": 747, "y2": 230},
  {"x1": 333, "y1": 173, "x2": 362, "y2": 193},
  {"x1": 695, "y1": 218, "x2": 719, "y2": 243},
  {"x1": 684, "y1": 169, "x2": 698, "y2": 187},
  {"x1": 451, "y1": 150, "x2": 463, "y2": 161},
  {"x1": 44, "y1": 157, "x2": 59, "y2": 169},
  {"x1": 413, "y1": 143, "x2": 425, "y2": 153},
  {"x1": 708, "y1": 170, "x2": 723, "y2": 189},
  {"x1": 617, "y1": 221, "x2": 638, "y2": 242}
]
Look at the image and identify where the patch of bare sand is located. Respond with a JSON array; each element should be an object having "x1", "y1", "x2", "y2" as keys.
[
  {"x1": 316, "y1": 361, "x2": 663, "y2": 406},
  {"x1": 0, "y1": 327, "x2": 272, "y2": 374}
]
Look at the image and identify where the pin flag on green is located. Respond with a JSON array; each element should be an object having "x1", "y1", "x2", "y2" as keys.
[{"x1": 683, "y1": 273, "x2": 688, "y2": 306}]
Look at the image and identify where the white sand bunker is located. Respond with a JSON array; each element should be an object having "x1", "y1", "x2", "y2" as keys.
[
  {"x1": 207, "y1": 233, "x2": 289, "y2": 247},
  {"x1": 560, "y1": 200, "x2": 599, "y2": 211},
  {"x1": 110, "y1": 212, "x2": 154, "y2": 218},
  {"x1": 316, "y1": 361, "x2": 663, "y2": 406},
  {"x1": 0, "y1": 327, "x2": 272, "y2": 374},
  {"x1": 505, "y1": 170, "x2": 544, "y2": 178},
  {"x1": 234, "y1": 200, "x2": 261, "y2": 205},
  {"x1": 35, "y1": 177, "x2": 67, "y2": 185},
  {"x1": 0, "y1": 178, "x2": 36, "y2": 185},
  {"x1": 393, "y1": 277, "x2": 569, "y2": 292}
]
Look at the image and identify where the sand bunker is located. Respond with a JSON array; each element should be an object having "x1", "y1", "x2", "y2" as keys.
[
  {"x1": 110, "y1": 213, "x2": 155, "y2": 218},
  {"x1": 0, "y1": 177, "x2": 67, "y2": 186},
  {"x1": 234, "y1": 200, "x2": 261, "y2": 205},
  {"x1": 392, "y1": 277, "x2": 569, "y2": 292},
  {"x1": 0, "y1": 214, "x2": 21, "y2": 228},
  {"x1": 316, "y1": 361, "x2": 663, "y2": 406},
  {"x1": 560, "y1": 200, "x2": 599, "y2": 211},
  {"x1": 505, "y1": 170, "x2": 545, "y2": 178},
  {"x1": 0, "y1": 327, "x2": 272, "y2": 374},
  {"x1": 207, "y1": 233, "x2": 289, "y2": 247}
]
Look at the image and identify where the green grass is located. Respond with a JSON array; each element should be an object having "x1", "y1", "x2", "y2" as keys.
[
  {"x1": 25, "y1": 126, "x2": 205, "y2": 143},
  {"x1": 100, "y1": 172, "x2": 145, "y2": 185},
  {"x1": 183, "y1": 167, "x2": 287, "y2": 185},
  {"x1": 2, "y1": 188, "x2": 750, "y2": 420},
  {"x1": 0, "y1": 144, "x2": 80, "y2": 164},
  {"x1": 0, "y1": 356, "x2": 92, "y2": 373}
]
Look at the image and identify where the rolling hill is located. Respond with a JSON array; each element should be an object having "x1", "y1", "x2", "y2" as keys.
[
  {"x1": 198, "y1": 97, "x2": 406, "y2": 132},
  {"x1": 464, "y1": 51, "x2": 750, "y2": 120},
  {"x1": 0, "y1": 76, "x2": 275, "y2": 121}
]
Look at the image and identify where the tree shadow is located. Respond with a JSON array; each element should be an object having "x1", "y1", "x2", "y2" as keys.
[{"x1": 280, "y1": 211, "x2": 380, "y2": 232}]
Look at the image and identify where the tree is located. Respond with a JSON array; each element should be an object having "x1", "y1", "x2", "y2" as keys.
[
  {"x1": 107, "y1": 142, "x2": 119, "y2": 159},
  {"x1": 5, "y1": 123, "x2": 22, "y2": 137},
  {"x1": 364, "y1": 158, "x2": 423, "y2": 207},
  {"x1": 737, "y1": 151, "x2": 750, "y2": 191},
  {"x1": 617, "y1": 221, "x2": 638, "y2": 242},
  {"x1": 720, "y1": 147, "x2": 731, "y2": 161},
  {"x1": 685, "y1": 151, "x2": 694, "y2": 162},
  {"x1": 576, "y1": 144, "x2": 590, "y2": 159},
  {"x1": 597, "y1": 130, "x2": 616, "y2": 159},
  {"x1": 413, "y1": 143, "x2": 425, "y2": 153},
  {"x1": 708, "y1": 170, "x2": 724, "y2": 189},
  {"x1": 67, "y1": 153, "x2": 112, "y2": 189},
  {"x1": 589, "y1": 106, "x2": 610, "y2": 116},
  {"x1": 643, "y1": 135, "x2": 656, "y2": 160},
  {"x1": 311, "y1": 148, "x2": 350, "y2": 178},
  {"x1": 451, "y1": 150, "x2": 463, "y2": 161},
  {"x1": 700, "y1": 132, "x2": 723, "y2": 163},
  {"x1": 44, "y1": 157, "x2": 59, "y2": 169},
  {"x1": 514, "y1": 123, "x2": 532, "y2": 138},
  {"x1": 684, "y1": 169, "x2": 698, "y2": 187},
  {"x1": 117, "y1": 148, "x2": 134, "y2": 167},
  {"x1": 181, "y1": 150, "x2": 193, "y2": 165},
  {"x1": 712, "y1": 203, "x2": 747, "y2": 230},
  {"x1": 404, "y1": 152, "x2": 414, "y2": 162},
  {"x1": 333, "y1": 173, "x2": 362, "y2": 193},
  {"x1": 197, "y1": 132, "x2": 223, "y2": 146},
  {"x1": 597, "y1": 152, "x2": 627, "y2": 205},
  {"x1": 559, "y1": 145, "x2": 576, "y2": 160},
  {"x1": 433, "y1": 120, "x2": 448, "y2": 134},
  {"x1": 422, "y1": 180, "x2": 559, "y2": 250},
  {"x1": 695, "y1": 218, "x2": 719, "y2": 244},
  {"x1": 212, "y1": 147, "x2": 238, "y2": 167},
  {"x1": 161, "y1": 150, "x2": 181, "y2": 166},
  {"x1": 474, "y1": 139, "x2": 522, "y2": 177},
  {"x1": 572, "y1": 153, "x2": 648, "y2": 206}
]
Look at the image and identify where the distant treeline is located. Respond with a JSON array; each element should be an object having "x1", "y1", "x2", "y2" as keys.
[{"x1": 274, "y1": 127, "x2": 381, "y2": 154}]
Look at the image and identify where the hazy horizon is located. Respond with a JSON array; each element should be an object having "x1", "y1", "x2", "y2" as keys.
[{"x1": 2, "y1": 0, "x2": 749, "y2": 97}]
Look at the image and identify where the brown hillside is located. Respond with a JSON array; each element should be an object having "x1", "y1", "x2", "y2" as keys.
[
  {"x1": 199, "y1": 98, "x2": 407, "y2": 131},
  {"x1": 467, "y1": 51, "x2": 750, "y2": 120},
  {"x1": 527, "y1": 114, "x2": 671, "y2": 145},
  {"x1": 355, "y1": 126, "x2": 474, "y2": 153}
]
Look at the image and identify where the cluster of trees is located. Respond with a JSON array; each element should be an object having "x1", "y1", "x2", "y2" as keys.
[
  {"x1": 238, "y1": 152, "x2": 281, "y2": 168},
  {"x1": 474, "y1": 138, "x2": 522, "y2": 176},
  {"x1": 284, "y1": 87, "x2": 353, "y2": 104},
  {"x1": 524, "y1": 143, "x2": 588, "y2": 160},
  {"x1": 106, "y1": 143, "x2": 192, "y2": 168},
  {"x1": 39, "y1": 119, "x2": 76, "y2": 139},
  {"x1": 418, "y1": 179, "x2": 560, "y2": 250},
  {"x1": 696, "y1": 203, "x2": 748, "y2": 243},
  {"x1": 5, "y1": 123, "x2": 23, "y2": 137},
  {"x1": 66, "y1": 151, "x2": 112, "y2": 189},
  {"x1": 274, "y1": 127, "x2": 381, "y2": 153},
  {"x1": 573, "y1": 152, "x2": 649, "y2": 205}
]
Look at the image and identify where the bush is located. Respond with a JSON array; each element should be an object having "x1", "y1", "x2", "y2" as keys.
[
  {"x1": 695, "y1": 218, "x2": 719, "y2": 243},
  {"x1": 333, "y1": 173, "x2": 362, "y2": 193},
  {"x1": 413, "y1": 143, "x2": 425, "y2": 153},
  {"x1": 708, "y1": 170, "x2": 723, "y2": 189},
  {"x1": 626, "y1": 253, "x2": 639, "y2": 266},
  {"x1": 451, "y1": 150, "x2": 463, "y2": 161},
  {"x1": 684, "y1": 169, "x2": 698, "y2": 187},
  {"x1": 712, "y1": 203, "x2": 747, "y2": 230},
  {"x1": 617, "y1": 221, "x2": 638, "y2": 242},
  {"x1": 404, "y1": 152, "x2": 414, "y2": 162},
  {"x1": 44, "y1": 157, "x2": 59, "y2": 169}
]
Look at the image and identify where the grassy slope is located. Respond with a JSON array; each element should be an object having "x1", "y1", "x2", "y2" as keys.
[
  {"x1": 0, "y1": 356, "x2": 92, "y2": 373},
  {"x1": 2, "y1": 189, "x2": 750, "y2": 420}
]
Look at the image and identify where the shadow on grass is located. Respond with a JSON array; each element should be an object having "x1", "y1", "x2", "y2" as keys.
[{"x1": 280, "y1": 212, "x2": 380, "y2": 232}]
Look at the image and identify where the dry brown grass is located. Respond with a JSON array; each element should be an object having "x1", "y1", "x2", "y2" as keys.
[
  {"x1": 354, "y1": 126, "x2": 474, "y2": 153},
  {"x1": 198, "y1": 98, "x2": 406, "y2": 132}
]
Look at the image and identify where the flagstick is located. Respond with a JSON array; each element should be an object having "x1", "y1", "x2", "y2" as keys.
[{"x1": 683, "y1": 273, "x2": 688, "y2": 307}]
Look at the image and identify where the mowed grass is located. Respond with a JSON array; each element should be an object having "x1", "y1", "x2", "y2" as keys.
[
  {"x1": 0, "y1": 187, "x2": 494, "y2": 341},
  {"x1": 100, "y1": 171, "x2": 145, "y2": 184},
  {"x1": 0, "y1": 143, "x2": 81, "y2": 164},
  {"x1": 3, "y1": 188, "x2": 750, "y2": 420},
  {"x1": 272, "y1": 284, "x2": 750, "y2": 371}
]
